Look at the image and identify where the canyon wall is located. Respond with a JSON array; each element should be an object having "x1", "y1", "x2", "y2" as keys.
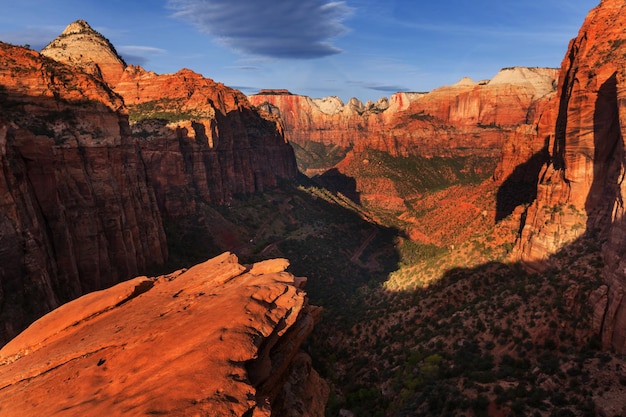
[
  {"x1": 248, "y1": 67, "x2": 558, "y2": 160},
  {"x1": 0, "y1": 22, "x2": 297, "y2": 344},
  {"x1": 0, "y1": 42, "x2": 168, "y2": 343},
  {"x1": 0, "y1": 253, "x2": 328, "y2": 417},
  {"x1": 514, "y1": 0, "x2": 626, "y2": 352}
]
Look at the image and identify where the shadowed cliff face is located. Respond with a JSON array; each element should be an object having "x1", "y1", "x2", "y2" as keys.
[
  {"x1": 514, "y1": 0, "x2": 626, "y2": 353},
  {"x1": 117, "y1": 67, "x2": 298, "y2": 213},
  {"x1": 0, "y1": 40, "x2": 298, "y2": 345},
  {"x1": 0, "y1": 42, "x2": 168, "y2": 343}
]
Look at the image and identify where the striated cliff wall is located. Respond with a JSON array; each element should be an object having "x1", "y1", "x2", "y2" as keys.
[
  {"x1": 248, "y1": 67, "x2": 558, "y2": 160},
  {"x1": 0, "y1": 22, "x2": 298, "y2": 345},
  {"x1": 0, "y1": 42, "x2": 168, "y2": 343},
  {"x1": 116, "y1": 66, "x2": 298, "y2": 214},
  {"x1": 514, "y1": 0, "x2": 626, "y2": 352}
]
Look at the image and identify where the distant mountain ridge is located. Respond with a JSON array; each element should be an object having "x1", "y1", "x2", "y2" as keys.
[{"x1": 248, "y1": 67, "x2": 558, "y2": 164}]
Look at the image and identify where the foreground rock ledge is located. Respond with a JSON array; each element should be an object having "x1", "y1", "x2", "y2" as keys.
[{"x1": 0, "y1": 252, "x2": 328, "y2": 416}]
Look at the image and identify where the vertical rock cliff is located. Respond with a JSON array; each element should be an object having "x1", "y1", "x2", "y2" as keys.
[
  {"x1": 515, "y1": 0, "x2": 626, "y2": 352},
  {"x1": 0, "y1": 22, "x2": 298, "y2": 345},
  {"x1": 116, "y1": 66, "x2": 298, "y2": 214},
  {"x1": 0, "y1": 42, "x2": 168, "y2": 343}
]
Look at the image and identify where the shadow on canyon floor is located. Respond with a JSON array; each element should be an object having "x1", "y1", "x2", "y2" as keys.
[
  {"x1": 160, "y1": 173, "x2": 401, "y2": 312},
  {"x1": 495, "y1": 139, "x2": 549, "y2": 223},
  {"x1": 319, "y1": 207, "x2": 610, "y2": 417},
  {"x1": 311, "y1": 168, "x2": 361, "y2": 205}
]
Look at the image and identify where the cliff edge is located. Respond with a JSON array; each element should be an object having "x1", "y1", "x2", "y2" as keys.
[
  {"x1": 0, "y1": 253, "x2": 328, "y2": 416},
  {"x1": 514, "y1": 0, "x2": 626, "y2": 353}
]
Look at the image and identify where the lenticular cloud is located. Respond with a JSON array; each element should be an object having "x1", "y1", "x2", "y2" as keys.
[{"x1": 168, "y1": 0, "x2": 352, "y2": 59}]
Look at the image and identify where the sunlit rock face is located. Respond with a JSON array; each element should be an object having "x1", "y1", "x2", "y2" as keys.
[
  {"x1": 248, "y1": 67, "x2": 558, "y2": 160},
  {"x1": 0, "y1": 253, "x2": 328, "y2": 417},
  {"x1": 513, "y1": 0, "x2": 626, "y2": 352},
  {"x1": 0, "y1": 21, "x2": 298, "y2": 344},
  {"x1": 115, "y1": 66, "x2": 298, "y2": 213},
  {"x1": 41, "y1": 19, "x2": 127, "y2": 85}
]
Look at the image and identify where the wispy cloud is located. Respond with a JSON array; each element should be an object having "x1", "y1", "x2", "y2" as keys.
[
  {"x1": 117, "y1": 45, "x2": 167, "y2": 66},
  {"x1": 167, "y1": 0, "x2": 353, "y2": 59},
  {"x1": 349, "y1": 81, "x2": 410, "y2": 94},
  {"x1": 228, "y1": 65, "x2": 261, "y2": 71},
  {"x1": 119, "y1": 45, "x2": 167, "y2": 54}
]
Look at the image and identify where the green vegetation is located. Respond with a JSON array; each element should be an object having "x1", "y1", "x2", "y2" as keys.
[
  {"x1": 128, "y1": 98, "x2": 213, "y2": 122},
  {"x1": 153, "y1": 135, "x2": 614, "y2": 417},
  {"x1": 351, "y1": 150, "x2": 496, "y2": 196},
  {"x1": 408, "y1": 111, "x2": 435, "y2": 122}
]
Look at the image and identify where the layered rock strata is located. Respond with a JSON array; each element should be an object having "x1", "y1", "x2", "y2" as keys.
[
  {"x1": 40, "y1": 19, "x2": 127, "y2": 84},
  {"x1": 514, "y1": 0, "x2": 626, "y2": 352},
  {"x1": 248, "y1": 67, "x2": 558, "y2": 160},
  {"x1": 0, "y1": 23, "x2": 297, "y2": 344},
  {"x1": 0, "y1": 42, "x2": 168, "y2": 343},
  {"x1": 0, "y1": 253, "x2": 328, "y2": 416},
  {"x1": 116, "y1": 66, "x2": 297, "y2": 213}
]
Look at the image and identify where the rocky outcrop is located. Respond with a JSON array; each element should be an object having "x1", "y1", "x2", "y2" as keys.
[
  {"x1": 0, "y1": 23, "x2": 298, "y2": 344},
  {"x1": 42, "y1": 20, "x2": 298, "y2": 211},
  {"x1": 514, "y1": 0, "x2": 626, "y2": 352},
  {"x1": 0, "y1": 252, "x2": 328, "y2": 416},
  {"x1": 40, "y1": 19, "x2": 126, "y2": 85},
  {"x1": 248, "y1": 67, "x2": 558, "y2": 161}
]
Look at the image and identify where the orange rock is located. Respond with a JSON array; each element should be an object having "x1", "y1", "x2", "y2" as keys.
[
  {"x1": 248, "y1": 67, "x2": 558, "y2": 160},
  {"x1": 0, "y1": 253, "x2": 327, "y2": 416},
  {"x1": 0, "y1": 23, "x2": 297, "y2": 344},
  {"x1": 511, "y1": 0, "x2": 626, "y2": 352}
]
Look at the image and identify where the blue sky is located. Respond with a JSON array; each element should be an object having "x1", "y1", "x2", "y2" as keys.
[{"x1": 0, "y1": 0, "x2": 598, "y2": 102}]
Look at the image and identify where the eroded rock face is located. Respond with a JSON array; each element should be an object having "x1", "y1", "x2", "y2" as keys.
[
  {"x1": 514, "y1": 0, "x2": 626, "y2": 352},
  {"x1": 0, "y1": 23, "x2": 298, "y2": 344},
  {"x1": 116, "y1": 66, "x2": 298, "y2": 212},
  {"x1": 0, "y1": 253, "x2": 328, "y2": 416},
  {"x1": 0, "y1": 41, "x2": 167, "y2": 344},
  {"x1": 248, "y1": 67, "x2": 558, "y2": 160}
]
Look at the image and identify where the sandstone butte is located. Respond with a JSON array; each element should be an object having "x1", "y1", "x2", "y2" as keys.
[
  {"x1": 0, "y1": 252, "x2": 328, "y2": 416},
  {"x1": 248, "y1": 67, "x2": 559, "y2": 161},
  {"x1": 511, "y1": 0, "x2": 626, "y2": 354},
  {"x1": 0, "y1": 21, "x2": 297, "y2": 344}
]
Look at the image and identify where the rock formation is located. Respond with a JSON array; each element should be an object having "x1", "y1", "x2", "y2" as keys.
[
  {"x1": 248, "y1": 67, "x2": 558, "y2": 161},
  {"x1": 0, "y1": 22, "x2": 298, "y2": 344},
  {"x1": 0, "y1": 41, "x2": 167, "y2": 343},
  {"x1": 0, "y1": 252, "x2": 328, "y2": 416},
  {"x1": 116, "y1": 66, "x2": 298, "y2": 212},
  {"x1": 514, "y1": 0, "x2": 626, "y2": 352},
  {"x1": 41, "y1": 20, "x2": 298, "y2": 211},
  {"x1": 40, "y1": 19, "x2": 126, "y2": 85}
]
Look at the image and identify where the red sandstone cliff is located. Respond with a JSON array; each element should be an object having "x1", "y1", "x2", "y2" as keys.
[
  {"x1": 0, "y1": 41, "x2": 167, "y2": 343},
  {"x1": 116, "y1": 66, "x2": 297, "y2": 214},
  {"x1": 248, "y1": 67, "x2": 558, "y2": 160},
  {"x1": 41, "y1": 20, "x2": 298, "y2": 213},
  {"x1": 0, "y1": 253, "x2": 328, "y2": 416},
  {"x1": 0, "y1": 22, "x2": 298, "y2": 345},
  {"x1": 514, "y1": 0, "x2": 626, "y2": 352}
]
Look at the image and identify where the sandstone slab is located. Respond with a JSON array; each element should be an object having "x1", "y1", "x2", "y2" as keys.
[{"x1": 0, "y1": 253, "x2": 326, "y2": 416}]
